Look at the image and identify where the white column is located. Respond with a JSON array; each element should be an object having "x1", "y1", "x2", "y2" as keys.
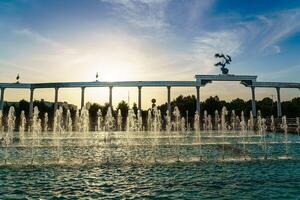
[
  {"x1": 81, "y1": 87, "x2": 85, "y2": 109},
  {"x1": 251, "y1": 86, "x2": 256, "y2": 117},
  {"x1": 196, "y1": 86, "x2": 200, "y2": 114},
  {"x1": 0, "y1": 88, "x2": 5, "y2": 111},
  {"x1": 138, "y1": 86, "x2": 142, "y2": 110},
  {"x1": 54, "y1": 87, "x2": 59, "y2": 112},
  {"x1": 276, "y1": 87, "x2": 282, "y2": 117},
  {"x1": 167, "y1": 86, "x2": 171, "y2": 116},
  {"x1": 29, "y1": 88, "x2": 34, "y2": 119},
  {"x1": 109, "y1": 86, "x2": 113, "y2": 108}
]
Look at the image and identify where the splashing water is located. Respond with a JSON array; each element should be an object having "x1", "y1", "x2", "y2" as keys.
[
  {"x1": 240, "y1": 111, "x2": 247, "y2": 159},
  {"x1": 96, "y1": 109, "x2": 103, "y2": 131},
  {"x1": 44, "y1": 112, "x2": 48, "y2": 132},
  {"x1": 4, "y1": 107, "x2": 15, "y2": 164},
  {"x1": 270, "y1": 115, "x2": 276, "y2": 132},
  {"x1": 215, "y1": 110, "x2": 220, "y2": 131},
  {"x1": 19, "y1": 110, "x2": 26, "y2": 144},
  {"x1": 31, "y1": 106, "x2": 41, "y2": 164},
  {"x1": 280, "y1": 116, "x2": 289, "y2": 156},
  {"x1": 117, "y1": 109, "x2": 122, "y2": 131},
  {"x1": 248, "y1": 112, "x2": 254, "y2": 131},
  {"x1": 173, "y1": 106, "x2": 181, "y2": 132},
  {"x1": 0, "y1": 110, "x2": 3, "y2": 132},
  {"x1": 165, "y1": 112, "x2": 171, "y2": 132},
  {"x1": 104, "y1": 107, "x2": 114, "y2": 132}
]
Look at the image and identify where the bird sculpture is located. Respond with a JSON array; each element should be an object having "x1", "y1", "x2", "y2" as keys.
[{"x1": 214, "y1": 53, "x2": 232, "y2": 74}]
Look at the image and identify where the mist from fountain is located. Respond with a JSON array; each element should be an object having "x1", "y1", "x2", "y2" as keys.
[
  {"x1": 96, "y1": 109, "x2": 103, "y2": 131},
  {"x1": 126, "y1": 109, "x2": 136, "y2": 132},
  {"x1": 215, "y1": 110, "x2": 220, "y2": 131},
  {"x1": 66, "y1": 109, "x2": 72, "y2": 132},
  {"x1": 281, "y1": 116, "x2": 289, "y2": 157},
  {"x1": 0, "y1": 103, "x2": 299, "y2": 166},
  {"x1": 30, "y1": 106, "x2": 42, "y2": 164},
  {"x1": 4, "y1": 107, "x2": 15, "y2": 164},
  {"x1": 0, "y1": 111, "x2": 3, "y2": 132},
  {"x1": 44, "y1": 112, "x2": 48, "y2": 132},
  {"x1": 257, "y1": 113, "x2": 267, "y2": 159},
  {"x1": 248, "y1": 112, "x2": 254, "y2": 131},
  {"x1": 194, "y1": 111, "x2": 200, "y2": 132},
  {"x1": 271, "y1": 115, "x2": 275, "y2": 132},
  {"x1": 203, "y1": 110, "x2": 208, "y2": 131},
  {"x1": 79, "y1": 106, "x2": 89, "y2": 132},
  {"x1": 240, "y1": 111, "x2": 247, "y2": 159},
  {"x1": 117, "y1": 109, "x2": 122, "y2": 131},
  {"x1": 137, "y1": 110, "x2": 143, "y2": 131},
  {"x1": 165, "y1": 112, "x2": 171, "y2": 132},
  {"x1": 105, "y1": 107, "x2": 114, "y2": 132},
  {"x1": 19, "y1": 110, "x2": 26, "y2": 144},
  {"x1": 231, "y1": 110, "x2": 236, "y2": 130},
  {"x1": 173, "y1": 106, "x2": 181, "y2": 132}
]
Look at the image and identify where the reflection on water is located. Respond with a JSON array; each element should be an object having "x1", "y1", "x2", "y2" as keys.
[
  {"x1": 1, "y1": 131, "x2": 300, "y2": 166},
  {"x1": 1, "y1": 160, "x2": 300, "y2": 199}
]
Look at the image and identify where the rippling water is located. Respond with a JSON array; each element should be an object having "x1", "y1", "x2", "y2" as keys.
[
  {"x1": 1, "y1": 131, "x2": 300, "y2": 199},
  {"x1": 1, "y1": 160, "x2": 300, "y2": 199}
]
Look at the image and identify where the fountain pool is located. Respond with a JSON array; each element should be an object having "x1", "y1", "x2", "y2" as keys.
[{"x1": 1, "y1": 105, "x2": 300, "y2": 199}]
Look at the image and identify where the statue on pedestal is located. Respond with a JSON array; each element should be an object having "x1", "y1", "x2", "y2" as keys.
[{"x1": 214, "y1": 53, "x2": 231, "y2": 75}]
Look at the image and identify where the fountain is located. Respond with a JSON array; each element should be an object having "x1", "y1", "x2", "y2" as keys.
[
  {"x1": 117, "y1": 109, "x2": 122, "y2": 131},
  {"x1": 214, "y1": 110, "x2": 220, "y2": 131},
  {"x1": 44, "y1": 112, "x2": 48, "y2": 132},
  {"x1": 172, "y1": 106, "x2": 181, "y2": 132},
  {"x1": 104, "y1": 107, "x2": 114, "y2": 131},
  {"x1": 0, "y1": 103, "x2": 299, "y2": 166},
  {"x1": 240, "y1": 111, "x2": 247, "y2": 159},
  {"x1": 247, "y1": 112, "x2": 254, "y2": 131},
  {"x1": 96, "y1": 109, "x2": 103, "y2": 131},
  {"x1": 30, "y1": 106, "x2": 42, "y2": 164},
  {"x1": 231, "y1": 110, "x2": 236, "y2": 130},
  {"x1": 66, "y1": 109, "x2": 72, "y2": 132},
  {"x1": 0, "y1": 110, "x2": 3, "y2": 132},
  {"x1": 165, "y1": 112, "x2": 171, "y2": 132},
  {"x1": 221, "y1": 106, "x2": 228, "y2": 159},
  {"x1": 4, "y1": 107, "x2": 15, "y2": 164},
  {"x1": 270, "y1": 115, "x2": 276, "y2": 132},
  {"x1": 19, "y1": 110, "x2": 26, "y2": 144},
  {"x1": 280, "y1": 116, "x2": 289, "y2": 157}
]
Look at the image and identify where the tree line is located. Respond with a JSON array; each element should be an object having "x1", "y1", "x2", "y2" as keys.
[{"x1": 1, "y1": 95, "x2": 299, "y2": 129}]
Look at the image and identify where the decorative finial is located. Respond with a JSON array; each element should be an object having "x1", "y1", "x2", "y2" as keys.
[
  {"x1": 214, "y1": 53, "x2": 232, "y2": 75},
  {"x1": 16, "y1": 74, "x2": 20, "y2": 83}
]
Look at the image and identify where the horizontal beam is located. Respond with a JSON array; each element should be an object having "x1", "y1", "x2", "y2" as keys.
[
  {"x1": 251, "y1": 82, "x2": 300, "y2": 89},
  {"x1": 0, "y1": 80, "x2": 299, "y2": 89},
  {"x1": 0, "y1": 81, "x2": 201, "y2": 89}
]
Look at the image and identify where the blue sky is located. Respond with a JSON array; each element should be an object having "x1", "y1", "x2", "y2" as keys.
[{"x1": 0, "y1": 0, "x2": 299, "y2": 107}]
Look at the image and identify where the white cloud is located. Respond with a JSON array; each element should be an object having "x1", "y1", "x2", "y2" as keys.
[{"x1": 100, "y1": 0, "x2": 170, "y2": 31}]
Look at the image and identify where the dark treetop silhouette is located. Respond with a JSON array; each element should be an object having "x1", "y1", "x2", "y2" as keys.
[{"x1": 214, "y1": 53, "x2": 232, "y2": 74}]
